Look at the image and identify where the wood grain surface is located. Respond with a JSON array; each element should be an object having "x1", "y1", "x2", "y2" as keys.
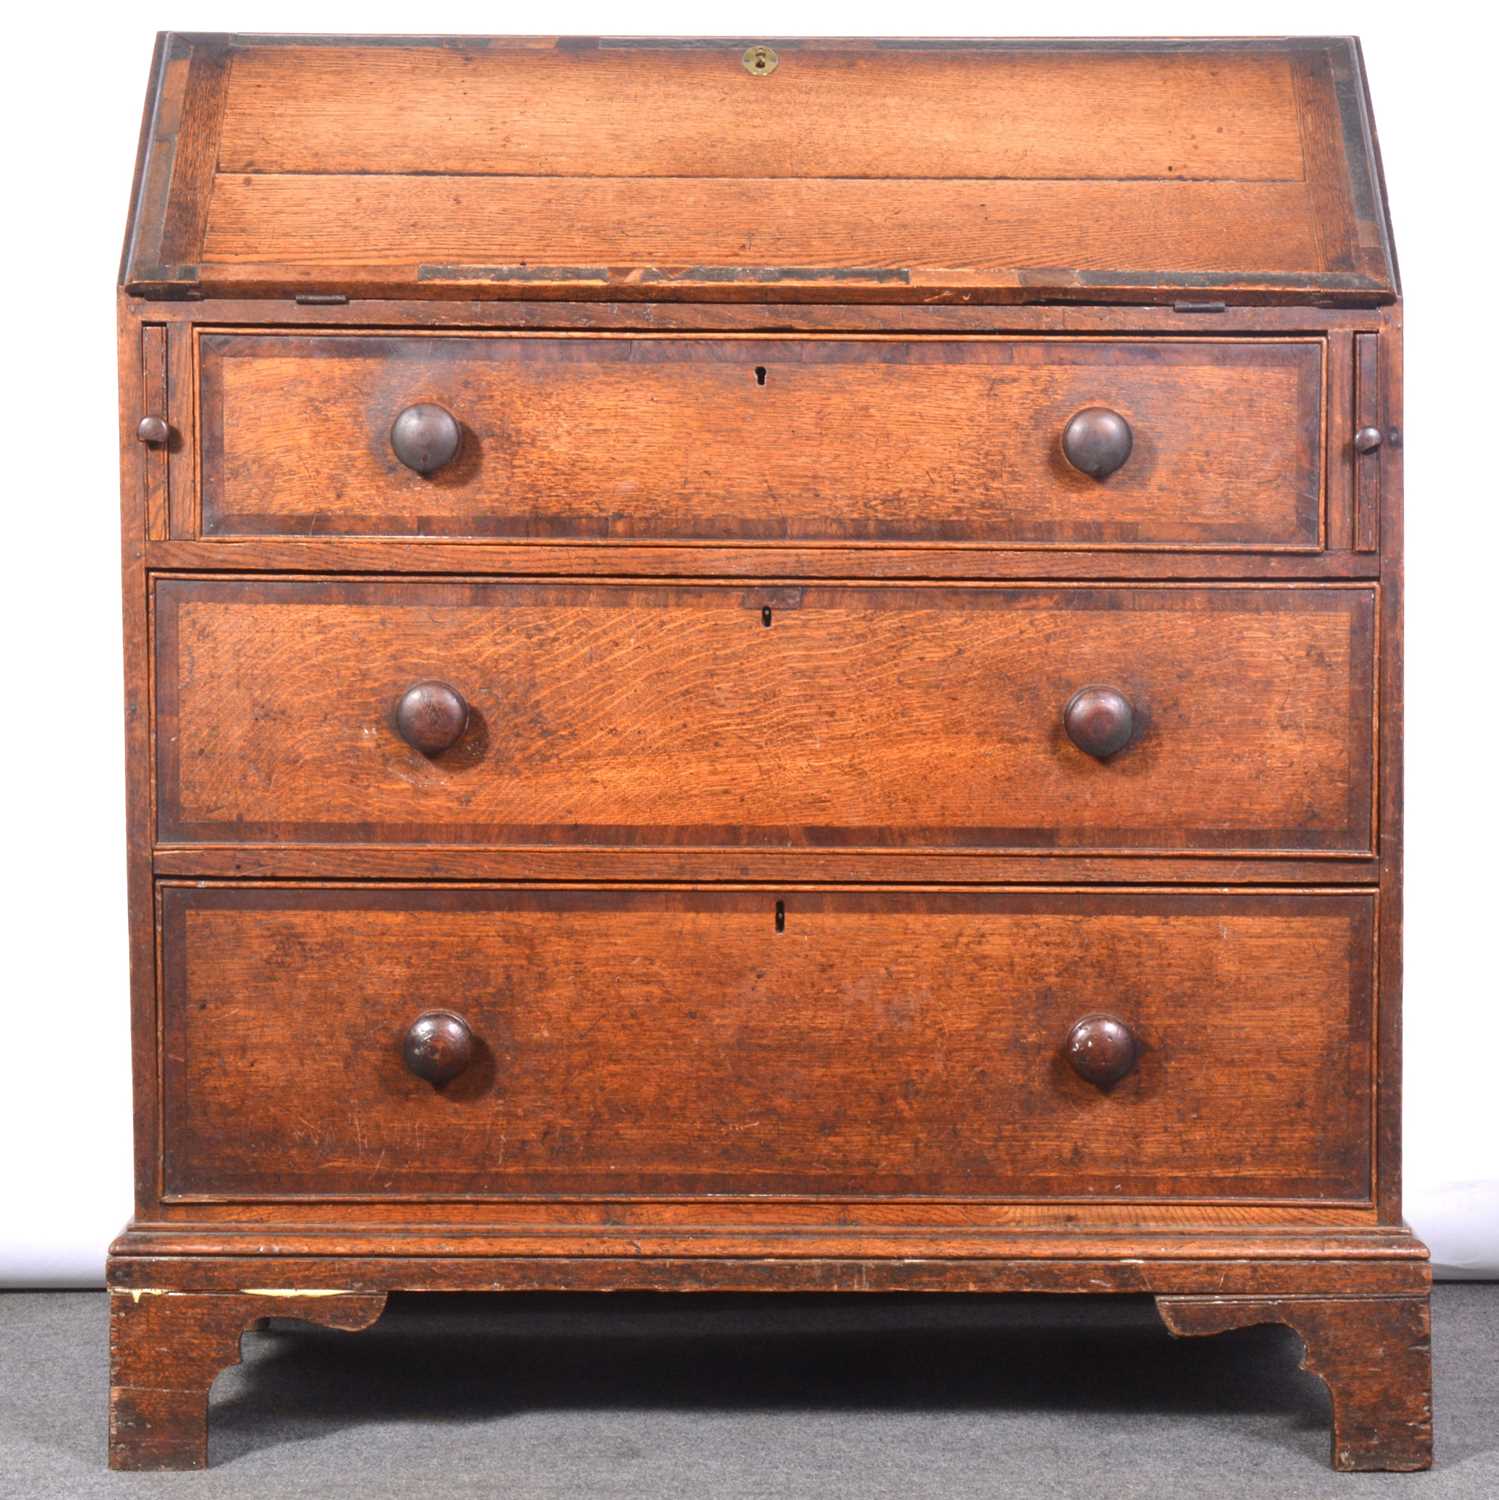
[
  {"x1": 109, "y1": 1289, "x2": 388, "y2": 1469},
  {"x1": 159, "y1": 885, "x2": 1373, "y2": 1202},
  {"x1": 121, "y1": 36, "x2": 1395, "y2": 303},
  {"x1": 112, "y1": 32, "x2": 1415, "y2": 1476},
  {"x1": 121, "y1": 1202, "x2": 1389, "y2": 1232},
  {"x1": 200, "y1": 175, "x2": 1328, "y2": 275},
  {"x1": 109, "y1": 1243, "x2": 1428, "y2": 1292},
  {"x1": 217, "y1": 45, "x2": 1308, "y2": 180},
  {"x1": 1159, "y1": 1295, "x2": 1433, "y2": 1471},
  {"x1": 198, "y1": 334, "x2": 1324, "y2": 546},
  {"x1": 154, "y1": 579, "x2": 1375, "y2": 853}
]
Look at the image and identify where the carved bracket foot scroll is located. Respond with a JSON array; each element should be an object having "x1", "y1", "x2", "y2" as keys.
[
  {"x1": 1157, "y1": 1294, "x2": 1433, "y2": 1472},
  {"x1": 108, "y1": 1288, "x2": 388, "y2": 1470}
]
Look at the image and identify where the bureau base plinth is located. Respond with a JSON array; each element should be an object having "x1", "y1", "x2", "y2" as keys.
[{"x1": 106, "y1": 1227, "x2": 1432, "y2": 1472}]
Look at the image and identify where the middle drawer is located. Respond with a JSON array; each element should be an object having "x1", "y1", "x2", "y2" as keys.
[{"x1": 155, "y1": 579, "x2": 1373, "y2": 854}]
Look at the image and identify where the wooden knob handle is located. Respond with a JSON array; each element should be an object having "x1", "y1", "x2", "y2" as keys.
[
  {"x1": 1065, "y1": 1014, "x2": 1139, "y2": 1088},
  {"x1": 391, "y1": 403, "x2": 461, "y2": 474},
  {"x1": 396, "y1": 680, "x2": 469, "y2": 755},
  {"x1": 136, "y1": 415, "x2": 170, "y2": 445},
  {"x1": 402, "y1": 1010, "x2": 474, "y2": 1085},
  {"x1": 1354, "y1": 425, "x2": 1384, "y2": 453},
  {"x1": 1062, "y1": 407, "x2": 1134, "y2": 479},
  {"x1": 1064, "y1": 686, "x2": 1135, "y2": 759}
]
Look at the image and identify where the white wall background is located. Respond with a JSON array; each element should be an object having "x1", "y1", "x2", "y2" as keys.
[{"x1": 1, "y1": 3, "x2": 1494, "y2": 1284}]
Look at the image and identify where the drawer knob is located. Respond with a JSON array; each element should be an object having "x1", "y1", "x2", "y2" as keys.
[
  {"x1": 1354, "y1": 425, "x2": 1384, "y2": 453},
  {"x1": 1065, "y1": 1014, "x2": 1139, "y2": 1088},
  {"x1": 1062, "y1": 407, "x2": 1134, "y2": 479},
  {"x1": 396, "y1": 680, "x2": 470, "y2": 755},
  {"x1": 391, "y1": 403, "x2": 461, "y2": 474},
  {"x1": 136, "y1": 415, "x2": 170, "y2": 445},
  {"x1": 1064, "y1": 686, "x2": 1135, "y2": 759},
  {"x1": 402, "y1": 1010, "x2": 474, "y2": 1085}
]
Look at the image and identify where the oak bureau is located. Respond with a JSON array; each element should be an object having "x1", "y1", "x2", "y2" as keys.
[{"x1": 109, "y1": 35, "x2": 1425, "y2": 1471}]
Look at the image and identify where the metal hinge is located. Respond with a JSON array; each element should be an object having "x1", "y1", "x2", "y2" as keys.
[
  {"x1": 1171, "y1": 300, "x2": 1228, "y2": 313},
  {"x1": 134, "y1": 284, "x2": 204, "y2": 301},
  {"x1": 295, "y1": 293, "x2": 350, "y2": 306}
]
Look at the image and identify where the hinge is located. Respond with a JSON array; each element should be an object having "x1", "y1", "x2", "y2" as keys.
[
  {"x1": 1022, "y1": 296, "x2": 1233, "y2": 312},
  {"x1": 134, "y1": 284, "x2": 204, "y2": 301},
  {"x1": 295, "y1": 293, "x2": 349, "y2": 306}
]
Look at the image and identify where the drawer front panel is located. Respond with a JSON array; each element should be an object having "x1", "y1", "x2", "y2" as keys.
[
  {"x1": 155, "y1": 580, "x2": 1375, "y2": 854},
  {"x1": 198, "y1": 335, "x2": 1323, "y2": 547},
  {"x1": 160, "y1": 886, "x2": 1374, "y2": 1202}
]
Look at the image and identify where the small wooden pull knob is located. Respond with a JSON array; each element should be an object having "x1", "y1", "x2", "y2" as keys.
[
  {"x1": 1064, "y1": 686, "x2": 1135, "y2": 759},
  {"x1": 136, "y1": 415, "x2": 170, "y2": 445},
  {"x1": 391, "y1": 403, "x2": 461, "y2": 474},
  {"x1": 1354, "y1": 425, "x2": 1383, "y2": 453},
  {"x1": 1065, "y1": 1014, "x2": 1139, "y2": 1088},
  {"x1": 402, "y1": 1010, "x2": 474, "y2": 1085},
  {"x1": 396, "y1": 681, "x2": 469, "y2": 755},
  {"x1": 1062, "y1": 407, "x2": 1134, "y2": 479}
]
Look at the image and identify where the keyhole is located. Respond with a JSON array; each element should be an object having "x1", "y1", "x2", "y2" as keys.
[
  {"x1": 775, "y1": 901, "x2": 785, "y2": 932},
  {"x1": 754, "y1": 366, "x2": 767, "y2": 387},
  {"x1": 762, "y1": 606, "x2": 773, "y2": 627}
]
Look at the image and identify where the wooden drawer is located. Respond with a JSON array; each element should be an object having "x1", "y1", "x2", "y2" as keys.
[
  {"x1": 154, "y1": 579, "x2": 1375, "y2": 855},
  {"x1": 160, "y1": 885, "x2": 1374, "y2": 1201},
  {"x1": 197, "y1": 334, "x2": 1324, "y2": 548}
]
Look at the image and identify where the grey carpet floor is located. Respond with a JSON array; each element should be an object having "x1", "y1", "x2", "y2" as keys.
[{"x1": 1, "y1": 1286, "x2": 1494, "y2": 1498}]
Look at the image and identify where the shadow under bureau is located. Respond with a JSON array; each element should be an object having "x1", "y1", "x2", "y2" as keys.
[{"x1": 110, "y1": 34, "x2": 1425, "y2": 1472}]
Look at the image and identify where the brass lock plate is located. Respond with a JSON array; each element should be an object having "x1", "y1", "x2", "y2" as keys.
[{"x1": 742, "y1": 46, "x2": 779, "y2": 76}]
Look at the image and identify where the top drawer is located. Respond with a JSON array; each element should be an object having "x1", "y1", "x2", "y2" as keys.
[{"x1": 197, "y1": 335, "x2": 1323, "y2": 548}]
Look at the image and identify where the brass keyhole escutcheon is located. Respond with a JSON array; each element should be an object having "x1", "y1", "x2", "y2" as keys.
[{"x1": 743, "y1": 46, "x2": 779, "y2": 76}]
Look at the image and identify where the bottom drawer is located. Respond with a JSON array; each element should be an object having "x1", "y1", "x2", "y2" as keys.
[{"x1": 160, "y1": 886, "x2": 1373, "y2": 1203}]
